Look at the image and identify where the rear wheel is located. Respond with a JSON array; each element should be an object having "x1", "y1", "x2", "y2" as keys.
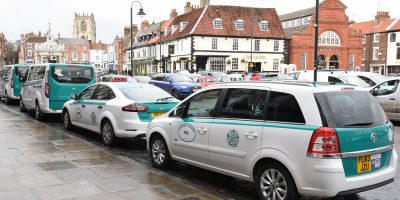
[
  {"x1": 172, "y1": 90, "x2": 180, "y2": 99},
  {"x1": 63, "y1": 110, "x2": 74, "y2": 130},
  {"x1": 149, "y1": 135, "x2": 173, "y2": 169},
  {"x1": 255, "y1": 162, "x2": 299, "y2": 200},
  {"x1": 101, "y1": 120, "x2": 116, "y2": 146},
  {"x1": 35, "y1": 102, "x2": 43, "y2": 121},
  {"x1": 19, "y1": 97, "x2": 26, "y2": 112},
  {"x1": 4, "y1": 92, "x2": 10, "y2": 105}
]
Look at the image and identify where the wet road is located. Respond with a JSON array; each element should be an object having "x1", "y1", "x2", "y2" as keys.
[{"x1": 1, "y1": 102, "x2": 399, "y2": 200}]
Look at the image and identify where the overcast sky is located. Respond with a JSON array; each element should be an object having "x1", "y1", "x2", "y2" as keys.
[{"x1": 1, "y1": 0, "x2": 399, "y2": 43}]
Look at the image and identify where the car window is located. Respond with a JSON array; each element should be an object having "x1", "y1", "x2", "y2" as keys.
[
  {"x1": 375, "y1": 80, "x2": 400, "y2": 96},
  {"x1": 358, "y1": 76, "x2": 376, "y2": 87},
  {"x1": 79, "y1": 85, "x2": 97, "y2": 100},
  {"x1": 28, "y1": 66, "x2": 46, "y2": 81},
  {"x1": 328, "y1": 76, "x2": 343, "y2": 83},
  {"x1": 0, "y1": 67, "x2": 11, "y2": 78},
  {"x1": 91, "y1": 85, "x2": 115, "y2": 100},
  {"x1": 119, "y1": 85, "x2": 172, "y2": 101},
  {"x1": 218, "y1": 89, "x2": 267, "y2": 120},
  {"x1": 52, "y1": 66, "x2": 93, "y2": 83},
  {"x1": 186, "y1": 89, "x2": 222, "y2": 118},
  {"x1": 266, "y1": 92, "x2": 305, "y2": 124}
]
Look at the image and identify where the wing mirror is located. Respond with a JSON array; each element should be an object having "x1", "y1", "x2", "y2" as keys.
[
  {"x1": 371, "y1": 88, "x2": 378, "y2": 96},
  {"x1": 71, "y1": 94, "x2": 78, "y2": 100}
]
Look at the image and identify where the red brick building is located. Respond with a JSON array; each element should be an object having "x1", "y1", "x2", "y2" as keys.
[{"x1": 280, "y1": 0, "x2": 363, "y2": 71}]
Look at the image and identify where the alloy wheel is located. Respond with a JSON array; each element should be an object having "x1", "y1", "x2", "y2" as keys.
[
  {"x1": 260, "y1": 169, "x2": 287, "y2": 200},
  {"x1": 151, "y1": 139, "x2": 166, "y2": 165},
  {"x1": 63, "y1": 112, "x2": 70, "y2": 129},
  {"x1": 102, "y1": 122, "x2": 113, "y2": 145}
]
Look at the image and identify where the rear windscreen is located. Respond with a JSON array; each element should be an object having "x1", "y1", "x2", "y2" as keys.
[
  {"x1": 15, "y1": 66, "x2": 28, "y2": 77},
  {"x1": 52, "y1": 66, "x2": 93, "y2": 83},
  {"x1": 119, "y1": 86, "x2": 172, "y2": 101},
  {"x1": 315, "y1": 91, "x2": 387, "y2": 128}
]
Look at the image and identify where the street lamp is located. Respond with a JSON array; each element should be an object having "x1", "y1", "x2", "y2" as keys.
[
  {"x1": 130, "y1": 1, "x2": 146, "y2": 76},
  {"x1": 313, "y1": 0, "x2": 320, "y2": 82},
  {"x1": 153, "y1": 17, "x2": 163, "y2": 74}
]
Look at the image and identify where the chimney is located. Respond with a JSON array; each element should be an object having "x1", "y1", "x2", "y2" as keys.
[
  {"x1": 141, "y1": 20, "x2": 149, "y2": 30},
  {"x1": 375, "y1": 11, "x2": 390, "y2": 25},
  {"x1": 38, "y1": 31, "x2": 41, "y2": 36},
  {"x1": 200, "y1": 0, "x2": 210, "y2": 8},
  {"x1": 184, "y1": 2, "x2": 193, "y2": 14},
  {"x1": 170, "y1": 9, "x2": 178, "y2": 19}
]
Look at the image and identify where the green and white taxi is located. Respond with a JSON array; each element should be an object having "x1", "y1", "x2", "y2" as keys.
[
  {"x1": 146, "y1": 81, "x2": 397, "y2": 200},
  {"x1": 62, "y1": 82, "x2": 179, "y2": 146}
]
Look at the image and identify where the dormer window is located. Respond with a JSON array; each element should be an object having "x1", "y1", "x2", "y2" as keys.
[
  {"x1": 235, "y1": 19, "x2": 244, "y2": 30},
  {"x1": 260, "y1": 21, "x2": 269, "y2": 31},
  {"x1": 164, "y1": 27, "x2": 169, "y2": 36},
  {"x1": 180, "y1": 22, "x2": 188, "y2": 32},
  {"x1": 172, "y1": 25, "x2": 179, "y2": 34},
  {"x1": 213, "y1": 18, "x2": 222, "y2": 29}
]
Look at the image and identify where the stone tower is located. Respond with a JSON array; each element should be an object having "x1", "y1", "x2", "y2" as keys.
[{"x1": 73, "y1": 13, "x2": 96, "y2": 42}]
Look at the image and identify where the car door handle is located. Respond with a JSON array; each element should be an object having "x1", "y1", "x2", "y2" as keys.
[
  {"x1": 98, "y1": 105, "x2": 103, "y2": 109},
  {"x1": 197, "y1": 127, "x2": 208, "y2": 134},
  {"x1": 389, "y1": 98, "x2": 396, "y2": 101},
  {"x1": 81, "y1": 104, "x2": 86, "y2": 108},
  {"x1": 245, "y1": 131, "x2": 259, "y2": 140}
]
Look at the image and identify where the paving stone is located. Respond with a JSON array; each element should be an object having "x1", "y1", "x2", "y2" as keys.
[
  {"x1": 56, "y1": 144, "x2": 95, "y2": 152},
  {"x1": 88, "y1": 163, "x2": 146, "y2": 178},
  {"x1": 91, "y1": 176, "x2": 140, "y2": 192},
  {"x1": 0, "y1": 157, "x2": 20, "y2": 166},
  {"x1": 0, "y1": 177, "x2": 22, "y2": 192},
  {"x1": 16, "y1": 173, "x2": 64, "y2": 188},
  {"x1": 128, "y1": 171, "x2": 177, "y2": 186},
  {"x1": 12, "y1": 164, "x2": 47, "y2": 175},
  {"x1": 67, "y1": 192, "x2": 128, "y2": 200},
  {"x1": 54, "y1": 168, "x2": 102, "y2": 183},
  {"x1": 32, "y1": 181, "x2": 104, "y2": 200},
  {"x1": 160, "y1": 183, "x2": 203, "y2": 198},
  {"x1": 70, "y1": 158, "x2": 107, "y2": 167},
  {"x1": 68, "y1": 150, "x2": 113, "y2": 159},
  {"x1": 0, "y1": 166, "x2": 16, "y2": 177},
  {"x1": 118, "y1": 186, "x2": 176, "y2": 200},
  {"x1": 36, "y1": 161, "x2": 77, "y2": 171},
  {"x1": 0, "y1": 189, "x2": 39, "y2": 200}
]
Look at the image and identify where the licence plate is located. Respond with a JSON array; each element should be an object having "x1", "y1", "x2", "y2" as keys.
[
  {"x1": 151, "y1": 112, "x2": 165, "y2": 118},
  {"x1": 357, "y1": 154, "x2": 381, "y2": 173}
]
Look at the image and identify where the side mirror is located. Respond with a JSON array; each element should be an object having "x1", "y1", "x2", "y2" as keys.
[
  {"x1": 173, "y1": 107, "x2": 183, "y2": 117},
  {"x1": 371, "y1": 88, "x2": 378, "y2": 96},
  {"x1": 71, "y1": 94, "x2": 78, "y2": 100}
]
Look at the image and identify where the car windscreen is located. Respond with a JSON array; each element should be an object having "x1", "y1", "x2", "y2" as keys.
[
  {"x1": 170, "y1": 75, "x2": 193, "y2": 82},
  {"x1": 15, "y1": 66, "x2": 28, "y2": 77},
  {"x1": 315, "y1": 91, "x2": 387, "y2": 128},
  {"x1": 205, "y1": 77, "x2": 217, "y2": 82},
  {"x1": 119, "y1": 86, "x2": 173, "y2": 101},
  {"x1": 341, "y1": 76, "x2": 370, "y2": 88},
  {"x1": 370, "y1": 75, "x2": 388, "y2": 83},
  {"x1": 52, "y1": 66, "x2": 94, "y2": 83}
]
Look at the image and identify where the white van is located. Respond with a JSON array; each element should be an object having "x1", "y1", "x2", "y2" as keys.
[
  {"x1": 0, "y1": 65, "x2": 28, "y2": 104},
  {"x1": 20, "y1": 64, "x2": 96, "y2": 120},
  {"x1": 292, "y1": 70, "x2": 370, "y2": 88}
]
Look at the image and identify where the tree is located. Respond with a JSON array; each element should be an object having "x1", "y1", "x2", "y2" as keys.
[{"x1": 4, "y1": 41, "x2": 18, "y2": 64}]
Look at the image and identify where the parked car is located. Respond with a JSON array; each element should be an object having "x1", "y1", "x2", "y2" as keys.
[
  {"x1": 250, "y1": 73, "x2": 261, "y2": 81},
  {"x1": 132, "y1": 76, "x2": 151, "y2": 83},
  {"x1": 259, "y1": 73, "x2": 294, "y2": 81},
  {"x1": 346, "y1": 71, "x2": 388, "y2": 87},
  {"x1": 0, "y1": 65, "x2": 28, "y2": 104},
  {"x1": 62, "y1": 82, "x2": 179, "y2": 146},
  {"x1": 149, "y1": 73, "x2": 201, "y2": 99},
  {"x1": 294, "y1": 70, "x2": 370, "y2": 88},
  {"x1": 147, "y1": 81, "x2": 397, "y2": 200},
  {"x1": 228, "y1": 74, "x2": 244, "y2": 81},
  {"x1": 100, "y1": 75, "x2": 138, "y2": 83},
  {"x1": 20, "y1": 64, "x2": 96, "y2": 120},
  {"x1": 198, "y1": 70, "x2": 227, "y2": 77},
  {"x1": 175, "y1": 69, "x2": 190, "y2": 75},
  {"x1": 370, "y1": 77, "x2": 400, "y2": 121},
  {"x1": 199, "y1": 76, "x2": 218, "y2": 88}
]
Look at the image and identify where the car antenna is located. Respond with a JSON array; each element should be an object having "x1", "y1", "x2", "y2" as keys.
[{"x1": 330, "y1": 65, "x2": 352, "y2": 85}]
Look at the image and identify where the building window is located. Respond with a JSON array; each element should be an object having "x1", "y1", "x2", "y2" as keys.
[
  {"x1": 212, "y1": 38, "x2": 218, "y2": 50},
  {"x1": 302, "y1": 17, "x2": 310, "y2": 25},
  {"x1": 72, "y1": 52, "x2": 78, "y2": 61},
  {"x1": 180, "y1": 22, "x2": 188, "y2": 32},
  {"x1": 373, "y1": 34, "x2": 380, "y2": 43},
  {"x1": 254, "y1": 39, "x2": 260, "y2": 51},
  {"x1": 232, "y1": 58, "x2": 239, "y2": 70},
  {"x1": 260, "y1": 21, "x2": 269, "y2": 31},
  {"x1": 301, "y1": 53, "x2": 306, "y2": 70},
  {"x1": 397, "y1": 47, "x2": 400, "y2": 60},
  {"x1": 172, "y1": 25, "x2": 179, "y2": 34},
  {"x1": 319, "y1": 31, "x2": 340, "y2": 46},
  {"x1": 96, "y1": 56, "x2": 100, "y2": 61},
  {"x1": 373, "y1": 47, "x2": 379, "y2": 60},
  {"x1": 349, "y1": 53, "x2": 355, "y2": 69},
  {"x1": 362, "y1": 48, "x2": 366, "y2": 60},
  {"x1": 73, "y1": 46, "x2": 77, "y2": 51},
  {"x1": 362, "y1": 35, "x2": 366, "y2": 44},
  {"x1": 235, "y1": 20, "x2": 244, "y2": 30},
  {"x1": 390, "y1": 33, "x2": 396, "y2": 42},
  {"x1": 213, "y1": 18, "x2": 222, "y2": 29},
  {"x1": 27, "y1": 43, "x2": 32, "y2": 48},
  {"x1": 209, "y1": 57, "x2": 226, "y2": 72},
  {"x1": 233, "y1": 38, "x2": 238, "y2": 51},
  {"x1": 273, "y1": 58, "x2": 279, "y2": 70},
  {"x1": 290, "y1": 20, "x2": 295, "y2": 27},
  {"x1": 27, "y1": 50, "x2": 32, "y2": 57},
  {"x1": 296, "y1": 18, "x2": 302, "y2": 26},
  {"x1": 274, "y1": 40, "x2": 279, "y2": 52},
  {"x1": 284, "y1": 21, "x2": 289, "y2": 28},
  {"x1": 164, "y1": 28, "x2": 170, "y2": 36}
]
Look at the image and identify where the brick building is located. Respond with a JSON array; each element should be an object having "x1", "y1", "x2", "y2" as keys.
[{"x1": 280, "y1": 0, "x2": 363, "y2": 71}]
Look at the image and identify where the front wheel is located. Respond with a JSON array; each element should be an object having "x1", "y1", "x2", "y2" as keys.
[
  {"x1": 149, "y1": 135, "x2": 173, "y2": 169},
  {"x1": 4, "y1": 92, "x2": 10, "y2": 105},
  {"x1": 101, "y1": 120, "x2": 116, "y2": 146},
  {"x1": 172, "y1": 90, "x2": 180, "y2": 99},
  {"x1": 19, "y1": 97, "x2": 26, "y2": 112},
  {"x1": 63, "y1": 111, "x2": 74, "y2": 130},
  {"x1": 255, "y1": 162, "x2": 299, "y2": 200}
]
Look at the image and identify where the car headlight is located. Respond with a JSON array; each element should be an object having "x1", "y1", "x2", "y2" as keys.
[
  {"x1": 180, "y1": 86, "x2": 188, "y2": 89},
  {"x1": 388, "y1": 128, "x2": 394, "y2": 143}
]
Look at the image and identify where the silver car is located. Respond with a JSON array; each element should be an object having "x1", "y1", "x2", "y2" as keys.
[{"x1": 371, "y1": 77, "x2": 400, "y2": 121}]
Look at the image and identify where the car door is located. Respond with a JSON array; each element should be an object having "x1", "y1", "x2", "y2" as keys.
[
  {"x1": 372, "y1": 79, "x2": 400, "y2": 119},
  {"x1": 82, "y1": 85, "x2": 114, "y2": 132},
  {"x1": 22, "y1": 66, "x2": 36, "y2": 108},
  {"x1": 170, "y1": 89, "x2": 223, "y2": 165},
  {"x1": 69, "y1": 85, "x2": 97, "y2": 125},
  {"x1": 208, "y1": 88, "x2": 266, "y2": 176}
]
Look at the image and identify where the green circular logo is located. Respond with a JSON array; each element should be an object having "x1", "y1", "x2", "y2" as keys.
[{"x1": 227, "y1": 129, "x2": 239, "y2": 147}]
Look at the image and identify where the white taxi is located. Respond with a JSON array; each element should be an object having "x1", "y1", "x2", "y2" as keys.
[
  {"x1": 62, "y1": 82, "x2": 179, "y2": 146},
  {"x1": 146, "y1": 81, "x2": 397, "y2": 200}
]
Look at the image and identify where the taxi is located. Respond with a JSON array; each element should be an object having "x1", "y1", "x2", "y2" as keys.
[
  {"x1": 146, "y1": 81, "x2": 397, "y2": 200},
  {"x1": 62, "y1": 82, "x2": 179, "y2": 146}
]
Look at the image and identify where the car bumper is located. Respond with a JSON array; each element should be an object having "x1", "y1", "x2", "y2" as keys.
[
  {"x1": 114, "y1": 119, "x2": 149, "y2": 139},
  {"x1": 295, "y1": 150, "x2": 398, "y2": 198}
]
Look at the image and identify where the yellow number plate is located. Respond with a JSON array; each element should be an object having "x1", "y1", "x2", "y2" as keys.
[
  {"x1": 357, "y1": 155, "x2": 372, "y2": 173},
  {"x1": 151, "y1": 112, "x2": 165, "y2": 118}
]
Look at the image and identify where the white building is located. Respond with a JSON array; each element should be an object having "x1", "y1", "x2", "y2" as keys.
[
  {"x1": 387, "y1": 29, "x2": 400, "y2": 72},
  {"x1": 89, "y1": 43, "x2": 107, "y2": 71}
]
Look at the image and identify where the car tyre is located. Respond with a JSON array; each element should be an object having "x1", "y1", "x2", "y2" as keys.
[
  {"x1": 101, "y1": 120, "x2": 116, "y2": 146},
  {"x1": 255, "y1": 162, "x2": 299, "y2": 200},
  {"x1": 63, "y1": 110, "x2": 74, "y2": 130},
  {"x1": 172, "y1": 89, "x2": 180, "y2": 99},
  {"x1": 4, "y1": 92, "x2": 10, "y2": 105},
  {"x1": 149, "y1": 135, "x2": 173, "y2": 169},
  {"x1": 19, "y1": 97, "x2": 26, "y2": 112},
  {"x1": 35, "y1": 102, "x2": 44, "y2": 121}
]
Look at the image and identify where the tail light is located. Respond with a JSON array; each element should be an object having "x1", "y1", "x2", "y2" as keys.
[
  {"x1": 307, "y1": 127, "x2": 341, "y2": 158},
  {"x1": 122, "y1": 103, "x2": 148, "y2": 112},
  {"x1": 45, "y1": 72, "x2": 49, "y2": 98},
  {"x1": 388, "y1": 128, "x2": 394, "y2": 144}
]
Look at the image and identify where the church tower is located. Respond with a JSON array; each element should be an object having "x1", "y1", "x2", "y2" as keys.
[{"x1": 73, "y1": 13, "x2": 96, "y2": 42}]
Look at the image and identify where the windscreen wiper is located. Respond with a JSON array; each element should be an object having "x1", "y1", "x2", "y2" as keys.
[
  {"x1": 157, "y1": 97, "x2": 173, "y2": 102},
  {"x1": 344, "y1": 122, "x2": 373, "y2": 127}
]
